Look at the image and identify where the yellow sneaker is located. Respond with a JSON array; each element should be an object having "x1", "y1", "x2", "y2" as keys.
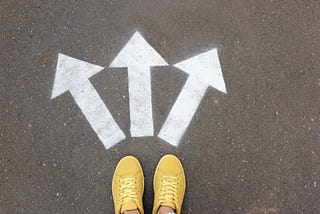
[
  {"x1": 152, "y1": 155, "x2": 186, "y2": 214},
  {"x1": 112, "y1": 156, "x2": 144, "y2": 214}
]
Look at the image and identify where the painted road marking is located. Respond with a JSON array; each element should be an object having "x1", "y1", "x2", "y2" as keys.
[
  {"x1": 51, "y1": 53, "x2": 126, "y2": 149},
  {"x1": 158, "y1": 49, "x2": 226, "y2": 146},
  {"x1": 110, "y1": 32, "x2": 168, "y2": 137}
]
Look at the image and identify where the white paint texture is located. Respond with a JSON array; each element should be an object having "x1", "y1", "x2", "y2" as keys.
[
  {"x1": 158, "y1": 49, "x2": 226, "y2": 146},
  {"x1": 51, "y1": 53, "x2": 126, "y2": 149},
  {"x1": 110, "y1": 32, "x2": 168, "y2": 137}
]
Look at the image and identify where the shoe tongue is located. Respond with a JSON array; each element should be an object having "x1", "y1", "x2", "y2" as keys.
[
  {"x1": 121, "y1": 201, "x2": 138, "y2": 214},
  {"x1": 161, "y1": 202, "x2": 176, "y2": 211}
]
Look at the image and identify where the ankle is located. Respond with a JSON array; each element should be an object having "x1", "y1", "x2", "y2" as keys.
[
  {"x1": 124, "y1": 210, "x2": 140, "y2": 214},
  {"x1": 157, "y1": 206, "x2": 175, "y2": 214}
]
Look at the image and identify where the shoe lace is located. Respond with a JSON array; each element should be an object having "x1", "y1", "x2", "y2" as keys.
[
  {"x1": 159, "y1": 175, "x2": 179, "y2": 206},
  {"x1": 119, "y1": 177, "x2": 138, "y2": 205}
]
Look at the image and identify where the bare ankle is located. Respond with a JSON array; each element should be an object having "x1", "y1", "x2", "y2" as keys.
[
  {"x1": 157, "y1": 206, "x2": 175, "y2": 214},
  {"x1": 124, "y1": 210, "x2": 140, "y2": 214}
]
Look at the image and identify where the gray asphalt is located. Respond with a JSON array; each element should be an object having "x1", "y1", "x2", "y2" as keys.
[{"x1": 1, "y1": 0, "x2": 320, "y2": 213}]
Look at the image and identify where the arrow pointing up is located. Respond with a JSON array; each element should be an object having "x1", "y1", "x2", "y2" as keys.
[
  {"x1": 51, "y1": 53, "x2": 126, "y2": 149},
  {"x1": 110, "y1": 32, "x2": 168, "y2": 137},
  {"x1": 158, "y1": 49, "x2": 226, "y2": 146}
]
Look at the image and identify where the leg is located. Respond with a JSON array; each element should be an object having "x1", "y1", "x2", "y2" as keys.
[
  {"x1": 124, "y1": 211, "x2": 140, "y2": 214},
  {"x1": 157, "y1": 206, "x2": 175, "y2": 214}
]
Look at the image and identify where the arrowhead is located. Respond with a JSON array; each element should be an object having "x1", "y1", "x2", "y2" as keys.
[
  {"x1": 110, "y1": 32, "x2": 168, "y2": 68},
  {"x1": 174, "y1": 49, "x2": 227, "y2": 94},
  {"x1": 51, "y1": 53, "x2": 104, "y2": 99}
]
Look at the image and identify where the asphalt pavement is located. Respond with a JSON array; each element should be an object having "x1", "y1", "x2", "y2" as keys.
[{"x1": 1, "y1": 0, "x2": 320, "y2": 213}]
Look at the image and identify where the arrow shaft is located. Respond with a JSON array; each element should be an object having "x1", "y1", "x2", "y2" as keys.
[
  {"x1": 69, "y1": 80, "x2": 125, "y2": 149},
  {"x1": 128, "y1": 66, "x2": 154, "y2": 137},
  {"x1": 158, "y1": 77, "x2": 208, "y2": 146}
]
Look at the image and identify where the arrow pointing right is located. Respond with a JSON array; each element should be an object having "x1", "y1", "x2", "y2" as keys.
[{"x1": 158, "y1": 49, "x2": 227, "y2": 146}]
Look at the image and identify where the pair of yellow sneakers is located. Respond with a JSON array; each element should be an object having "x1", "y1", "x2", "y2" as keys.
[{"x1": 112, "y1": 155, "x2": 186, "y2": 214}]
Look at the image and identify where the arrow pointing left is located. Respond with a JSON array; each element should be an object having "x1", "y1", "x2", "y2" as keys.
[{"x1": 51, "y1": 53, "x2": 126, "y2": 149}]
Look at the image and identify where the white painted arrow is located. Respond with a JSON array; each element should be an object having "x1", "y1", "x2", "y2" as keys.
[
  {"x1": 110, "y1": 32, "x2": 168, "y2": 137},
  {"x1": 158, "y1": 49, "x2": 226, "y2": 146},
  {"x1": 51, "y1": 53, "x2": 126, "y2": 149}
]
